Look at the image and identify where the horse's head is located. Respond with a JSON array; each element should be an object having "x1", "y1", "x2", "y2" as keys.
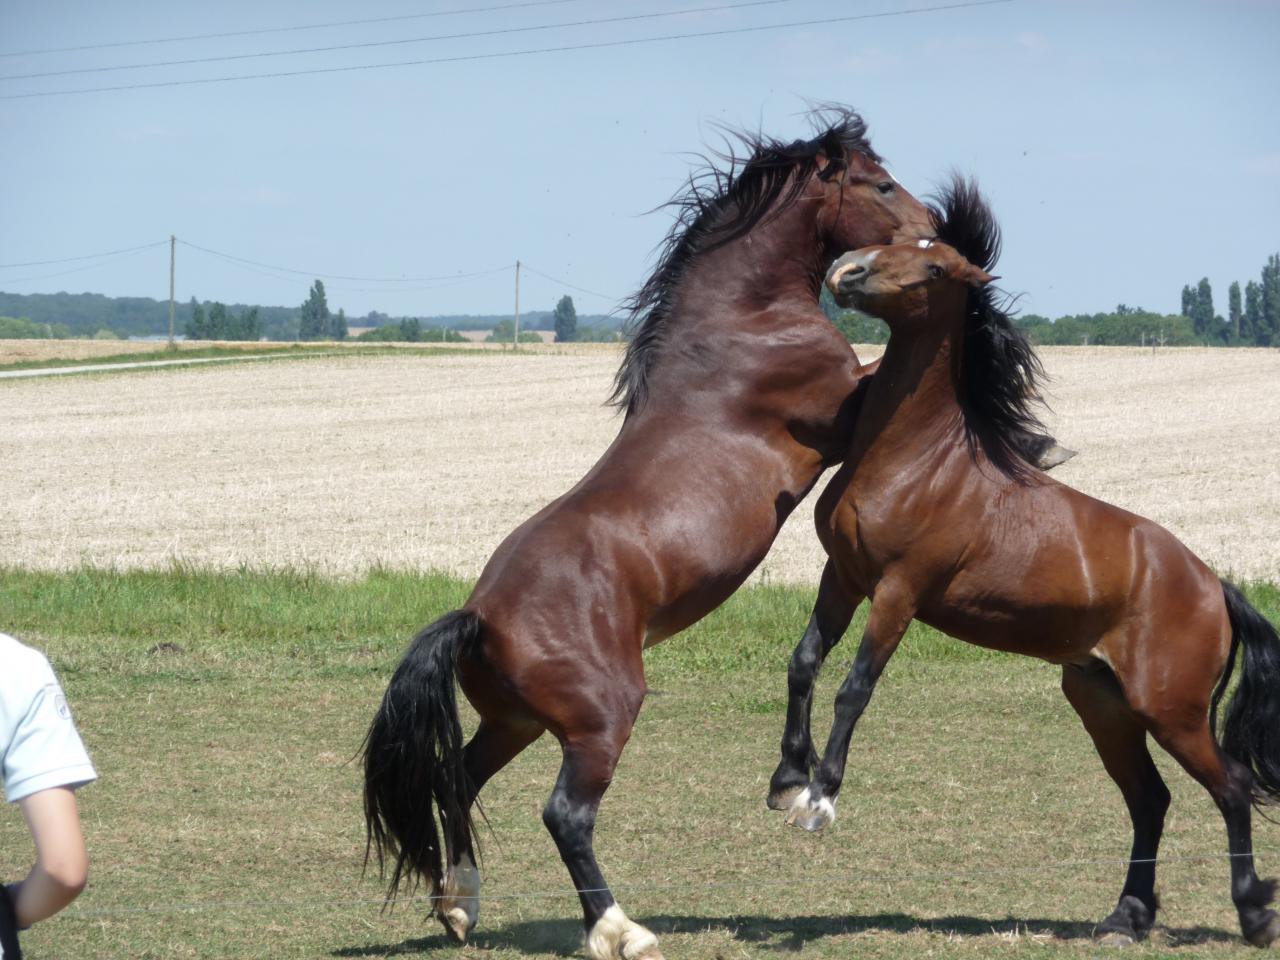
[
  {"x1": 825, "y1": 238, "x2": 995, "y2": 326},
  {"x1": 805, "y1": 124, "x2": 934, "y2": 259}
]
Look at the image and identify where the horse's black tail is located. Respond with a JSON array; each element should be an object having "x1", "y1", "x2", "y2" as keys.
[
  {"x1": 362, "y1": 609, "x2": 482, "y2": 898},
  {"x1": 1214, "y1": 580, "x2": 1280, "y2": 806}
]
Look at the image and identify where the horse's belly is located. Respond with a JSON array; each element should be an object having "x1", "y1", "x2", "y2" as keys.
[{"x1": 916, "y1": 596, "x2": 1104, "y2": 665}]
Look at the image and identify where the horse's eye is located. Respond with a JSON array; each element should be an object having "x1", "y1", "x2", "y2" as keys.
[
  {"x1": 876, "y1": 181, "x2": 895, "y2": 195},
  {"x1": 927, "y1": 264, "x2": 945, "y2": 279}
]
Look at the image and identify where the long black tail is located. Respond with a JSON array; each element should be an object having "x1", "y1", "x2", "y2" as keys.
[
  {"x1": 1214, "y1": 580, "x2": 1280, "y2": 806},
  {"x1": 363, "y1": 609, "x2": 482, "y2": 897}
]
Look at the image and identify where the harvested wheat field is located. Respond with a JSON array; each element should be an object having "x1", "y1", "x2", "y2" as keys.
[{"x1": 3, "y1": 345, "x2": 1279, "y2": 581}]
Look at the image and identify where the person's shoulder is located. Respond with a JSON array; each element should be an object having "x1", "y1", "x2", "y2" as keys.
[{"x1": 0, "y1": 632, "x2": 56, "y2": 688}]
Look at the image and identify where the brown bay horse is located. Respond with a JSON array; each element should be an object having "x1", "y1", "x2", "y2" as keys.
[
  {"x1": 772, "y1": 177, "x2": 1280, "y2": 947},
  {"x1": 362, "y1": 108, "x2": 941, "y2": 960}
]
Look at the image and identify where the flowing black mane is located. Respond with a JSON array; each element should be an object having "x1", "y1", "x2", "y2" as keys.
[
  {"x1": 611, "y1": 107, "x2": 880, "y2": 417},
  {"x1": 928, "y1": 175, "x2": 1047, "y2": 481}
]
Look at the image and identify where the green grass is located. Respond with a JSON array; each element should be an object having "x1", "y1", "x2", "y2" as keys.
[{"x1": 1, "y1": 567, "x2": 1278, "y2": 959}]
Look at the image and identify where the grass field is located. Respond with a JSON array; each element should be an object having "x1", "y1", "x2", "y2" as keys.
[{"x1": 1, "y1": 569, "x2": 1278, "y2": 959}]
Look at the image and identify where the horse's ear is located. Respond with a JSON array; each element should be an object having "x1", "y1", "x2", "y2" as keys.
[
  {"x1": 815, "y1": 131, "x2": 847, "y2": 182},
  {"x1": 964, "y1": 264, "x2": 998, "y2": 287}
]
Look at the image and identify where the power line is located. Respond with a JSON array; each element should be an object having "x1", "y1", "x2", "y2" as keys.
[
  {"x1": 0, "y1": 0, "x2": 587, "y2": 59},
  {"x1": 0, "y1": 240, "x2": 167, "y2": 268},
  {"x1": 178, "y1": 239, "x2": 512, "y2": 284},
  {"x1": 521, "y1": 263, "x2": 619, "y2": 303},
  {"x1": 0, "y1": 243, "x2": 169, "y2": 285},
  {"x1": 0, "y1": 0, "x2": 805, "y2": 83},
  {"x1": 0, "y1": 1, "x2": 1018, "y2": 101}
]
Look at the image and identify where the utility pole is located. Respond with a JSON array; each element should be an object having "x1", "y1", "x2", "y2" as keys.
[
  {"x1": 168, "y1": 235, "x2": 176, "y2": 347},
  {"x1": 513, "y1": 259, "x2": 521, "y2": 350}
]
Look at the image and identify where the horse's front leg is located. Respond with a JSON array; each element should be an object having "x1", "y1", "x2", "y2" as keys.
[
  {"x1": 785, "y1": 579, "x2": 914, "y2": 832},
  {"x1": 767, "y1": 561, "x2": 860, "y2": 810}
]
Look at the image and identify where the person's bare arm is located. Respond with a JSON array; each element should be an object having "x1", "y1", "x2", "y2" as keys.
[{"x1": 7, "y1": 787, "x2": 88, "y2": 928}]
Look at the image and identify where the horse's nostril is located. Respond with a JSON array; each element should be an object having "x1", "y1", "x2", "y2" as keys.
[{"x1": 837, "y1": 265, "x2": 866, "y2": 288}]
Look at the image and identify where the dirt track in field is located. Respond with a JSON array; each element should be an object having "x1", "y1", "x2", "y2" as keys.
[{"x1": 4, "y1": 345, "x2": 1279, "y2": 581}]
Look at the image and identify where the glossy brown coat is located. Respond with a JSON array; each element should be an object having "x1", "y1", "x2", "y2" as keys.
[
  {"x1": 776, "y1": 222, "x2": 1280, "y2": 947},
  {"x1": 364, "y1": 112, "x2": 939, "y2": 960}
]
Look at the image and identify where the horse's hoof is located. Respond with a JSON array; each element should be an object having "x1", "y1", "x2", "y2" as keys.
[
  {"x1": 1244, "y1": 909, "x2": 1280, "y2": 948},
  {"x1": 1096, "y1": 930, "x2": 1136, "y2": 948},
  {"x1": 783, "y1": 787, "x2": 835, "y2": 832},
  {"x1": 766, "y1": 784, "x2": 805, "y2": 812},
  {"x1": 439, "y1": 907, "x2": 472, "y2": 944}
]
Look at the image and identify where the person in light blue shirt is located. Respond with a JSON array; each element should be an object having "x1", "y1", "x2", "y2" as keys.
[{"x1": 1, "y1": 632, "x2": 97, "y2": 960}]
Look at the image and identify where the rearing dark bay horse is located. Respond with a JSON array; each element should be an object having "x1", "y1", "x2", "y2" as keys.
[
  {"x1": 773, "y1": 178, "x2": 1280, "y2": 948},
  {"x1": 362, "y1": 109, "x2": 938, "y2": 960}
]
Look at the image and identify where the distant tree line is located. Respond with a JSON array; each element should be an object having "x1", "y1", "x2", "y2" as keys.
[
  {"x1": 0, "y1": 315, "x2": 75, "y2": 339},
  {"x1": 548, "y1": 295, "x2": 621, "y2": 343},
  {"x1": 1180, "y1": 254, "x2": 1280, "y2": 345},
  {"x1": 817, "y1": 256, "x2": 1280, "y2": 349},
  {"x1": 356, "y1": 319, "x2": 466, "y2": 342},
  {"x1": 185, "y1": 299, "x2": 262, "y2": 341}
]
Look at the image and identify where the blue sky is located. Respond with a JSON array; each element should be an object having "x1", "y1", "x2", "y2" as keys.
[{"x1": 1, "y1": 0, "x2": 1276, "y2": 322}]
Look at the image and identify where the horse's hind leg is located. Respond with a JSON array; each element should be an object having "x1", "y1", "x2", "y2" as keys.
[
  {"x1": 1148, "y1": 718, "x2": 1280, "y2": 946},
  {"x1": 768, "y1": 562, "x2": 860, "y2": 810},
  {"x1": 1061, "y1": 664, "x2": 1170, "y2": 943},
  {"x1": 541, "y1": 682, "x2": 662, "y2": 960},
  {"x1": 439, "y1": 717, "x2": 543, "y2": 943}
]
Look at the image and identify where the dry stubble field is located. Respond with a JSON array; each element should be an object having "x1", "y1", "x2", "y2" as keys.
[{"x1": 3, "y1": 343, "x2": 1279, "y2": 582}]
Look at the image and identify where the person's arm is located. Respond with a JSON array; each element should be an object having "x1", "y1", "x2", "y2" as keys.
[{"x1": 7, "y1": 786, "x2": 88, "y2": 928}]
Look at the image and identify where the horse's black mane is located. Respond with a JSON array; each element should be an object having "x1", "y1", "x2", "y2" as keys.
[
  {"x1": 611, "y1": 106, "x2": 880, "y2": 417},
  {"x1": 928, "y1": 175, "x2": 1047, "y2": 481}
]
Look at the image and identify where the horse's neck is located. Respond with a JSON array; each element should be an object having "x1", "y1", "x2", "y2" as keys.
[
  {"x1": 642, "y1": 202, "x2": 854, "y2": 420},
  {"x1": 852, "y1": 307, "x2": 967, "y2": 469},
  {"x1": 678, "y1": 203, "x2": 828, "y2": 317}
]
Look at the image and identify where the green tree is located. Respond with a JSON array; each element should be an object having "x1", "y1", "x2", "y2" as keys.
[
  {"x1": 485, "y1": 318, "x2": 541, "y2": 343},
  {"x1": 228, "y1": 306, "x2": 262, "y2": 341},
  {"x1": 298, "y1": 280, "x2": 330, "y2": 340},
  {"x1": 185, "y1": 298, "x2": 211, "y2": 340},
  {"x1": 1262, "y1": 253, "x2": 1280, "y2": 346},
  {"x1": 553, "y1": 295, "x2": 578, "y2": 342},
  {"x1": 1244, "y1": 279, "x2": 1264, "y2": 345},
  {"x1": 0, "y1": 315, "x2": 72, "y2": 338},
  {"x1": 208, "y1": 302, "x2": 229, "y2": 339},
  {"x1": 1228, "y1": 281, "x2": 1243, "y2": 342},
  {"x1": 329, "y1": 307, "x2": 348, "y2": 341},
  {"x1": 1190, "y1": 277, "x2": 1216, "y2": 342},
  {"x1": 1180, "y1": 284, "x2": 1195, "y2": 317},
  {"x1": 400, "y1": 318, "x2": 421, "y2": 342}
]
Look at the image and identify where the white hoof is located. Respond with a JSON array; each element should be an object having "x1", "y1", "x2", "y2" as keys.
[
  {"x1": 783, "y1": 787, "x2": 836, "y2": 832},
  {"x1": 437, "y1": 853, "x2": 480, "y2": 943},
  {"x1": 586, "y1": 905, "x2": 664, "y2": 960}
]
